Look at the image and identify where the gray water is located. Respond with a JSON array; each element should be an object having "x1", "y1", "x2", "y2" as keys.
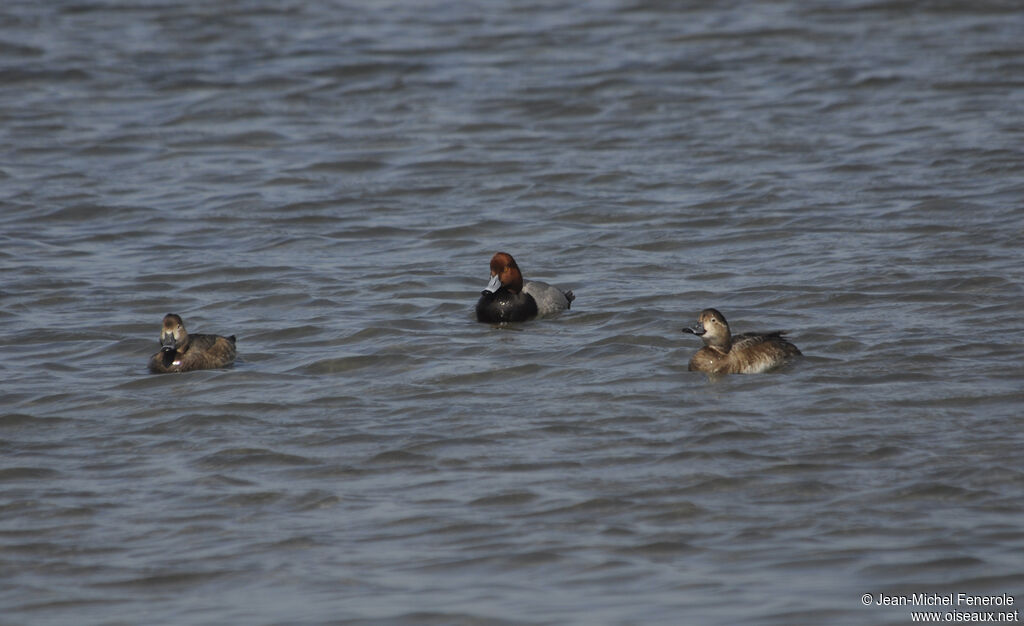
[{"x1": 2, "y1": 1, "x2": 1023, "y2": 624}]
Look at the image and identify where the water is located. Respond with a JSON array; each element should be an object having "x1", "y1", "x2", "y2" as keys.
[{"x1": 2, "y1": 1, "x2": 1023, "y2": 624}]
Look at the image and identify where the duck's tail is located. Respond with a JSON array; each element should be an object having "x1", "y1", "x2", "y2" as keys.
[{"x1": 564, "y1": 290, "x2": 576, "y2": 308}]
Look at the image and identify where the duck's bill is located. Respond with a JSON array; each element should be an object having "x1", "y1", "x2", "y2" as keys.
[
  {"x1": 159, "y1": 346, "x2": 178, "y2": 367},
  {"x1": 482, "y1": 274, "x2": 502, "y2": 294},
  {"x1": 160, "y1": 333, "x2": 178, "y2": 349},
  {"x1": 682, "y1": 324, "x2": 706, "y2": 336}
]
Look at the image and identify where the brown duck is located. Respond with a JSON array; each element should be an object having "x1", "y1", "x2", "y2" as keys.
[
  {"x1": 148, "y1": 313, "x2": 236, "y2": 373},
  {"x1": 682, "y1": 308, "x2": 801, "y2": 374}
]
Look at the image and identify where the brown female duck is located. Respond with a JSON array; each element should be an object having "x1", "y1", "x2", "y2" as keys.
[
  {"x1": 148, "y1": 313, "x2": 236, "y2": 373},
  {"x1": 682, "y1": 308, "x2": 801, "y2": 374}
]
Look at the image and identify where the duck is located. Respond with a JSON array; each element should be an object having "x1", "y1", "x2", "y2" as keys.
[
  {"x1": 148, "y1": 313, "x2": 237, "y2": 373},
  {"x1": 475, "y1": 252, "x2": 575, "y2": 323},
  {"x1": 681, "y1": 308, "x2": 801, "y2": 374}
]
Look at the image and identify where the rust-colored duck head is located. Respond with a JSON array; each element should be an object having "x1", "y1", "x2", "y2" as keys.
[{"x1": 483, "y1": 251, "x2": 525, "y2": 295}]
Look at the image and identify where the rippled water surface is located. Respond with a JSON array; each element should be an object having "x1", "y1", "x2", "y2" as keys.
[{"x1": 2, "y1": 1, "x2": 1023, "y2": 624}]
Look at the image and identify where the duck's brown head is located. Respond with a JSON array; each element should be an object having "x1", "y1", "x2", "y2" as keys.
[
  {"x1": 483, "y1": 252, "x2": 524, "y2": 294},
  {"x1": 682, "y1": 308, "x2": 732, "y2": 350},
  {"x1": 160, "y1": 313, "x2": 188, "y2": 350}
]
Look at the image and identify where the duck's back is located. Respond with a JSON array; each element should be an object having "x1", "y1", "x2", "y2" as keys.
[
  {"x1": 186, "y1": 333, "x2": 236, "y2": 369},
  {"x1": 726, "y1": 332, "x2": 800, "y2": 374},
  {"x1": 689, "y1": 332, "x2": 800, "y2": 374},
  {"x1": 522, "y1": 280, "x2": 574, "y2": 317}
]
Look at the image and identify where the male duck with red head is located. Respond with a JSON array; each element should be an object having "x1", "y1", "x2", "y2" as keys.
[
  {"x1": 148, "y1": 313, "x2": 237, "y2": 373},
  {"x1": 475, "y1": 252, "x2": 575, "y2": 323}
]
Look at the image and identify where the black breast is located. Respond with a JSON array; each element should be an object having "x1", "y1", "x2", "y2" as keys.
[{"x1": 475, "y1": 289, "x2": 539, "y2": 323}]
